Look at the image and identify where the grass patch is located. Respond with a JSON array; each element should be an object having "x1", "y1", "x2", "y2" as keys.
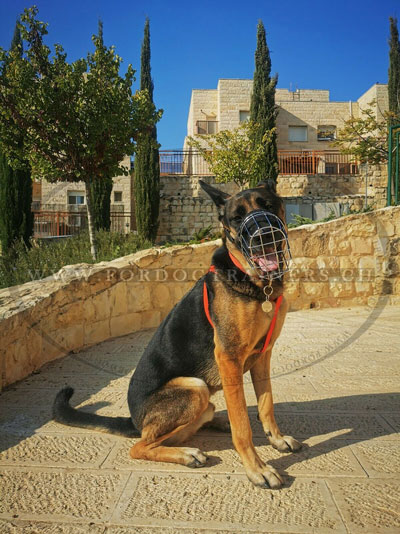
[{"x1": 0, "y1": 230, "x2": 151, "y2": 289}]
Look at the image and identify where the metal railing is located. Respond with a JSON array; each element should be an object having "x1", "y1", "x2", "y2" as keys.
[
  {"x1": 33, "y1": 210, "x2": 133, "y2": 238},
  {"x1": 159, "y1": 150, "x2": 359, "y2": 176},
  {"x1": 278, "y1": 151, "x2": 359, "y2": 175},
  {"x1": 159, "y1": 150, "x2": 213, "y2": 175}
]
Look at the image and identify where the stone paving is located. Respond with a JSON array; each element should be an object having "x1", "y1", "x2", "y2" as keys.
[{"x1": 0, "y1": 303, "x2": 399, "y2": 534}]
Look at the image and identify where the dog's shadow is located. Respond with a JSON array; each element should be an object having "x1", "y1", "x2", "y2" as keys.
[{"x1": 187, "y1": 393, "x2": 399, "y2": 483}]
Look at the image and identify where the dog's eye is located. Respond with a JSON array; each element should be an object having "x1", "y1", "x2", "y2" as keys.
[{"x1": 257, "y1": 198, "x2": 272, "y2": 210}]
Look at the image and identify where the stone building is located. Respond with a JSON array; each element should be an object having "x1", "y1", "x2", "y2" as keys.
[
  {"x1": 39, "y1": 155, "x2": 132, "y2": 215},
  {"x1": 184, "y1": 79, "x2": 388, "y2": 152},
  {"x1": 35, "y1": 81, "x2": 389, "y2": 241}
]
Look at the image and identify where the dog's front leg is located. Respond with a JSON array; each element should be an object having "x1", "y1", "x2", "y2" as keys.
[
  {"x1": 216, "y1": 351, "x2": 283, "y2": 488},
  {"x1": 250, "y1": 349, "x2": 302, "y2": 452}
]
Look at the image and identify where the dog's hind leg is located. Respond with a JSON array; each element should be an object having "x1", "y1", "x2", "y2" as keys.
[{"x1": 130, "y1": 377, "x2": 214, "y2": 467}]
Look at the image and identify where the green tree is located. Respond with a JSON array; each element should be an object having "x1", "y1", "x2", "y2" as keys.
[
  {"x1": 389, "y1": 17, "x2": 400, "y2": 121},
  {"x1": 333, "y1": 103, "x2": 390, "y2": 164},
  {"x1": 250, "y1": 20, "x2": 279, "y2": 185},
  {"x1": 188, "y1": 121, "x2": 275, "y2": 189},
  {"x1": 134, "y1": 18, "x2": 160, "y2": 243},
  {"x1": 0, "y1": 21, "x2": 33, "y2": 253},
  {"x1": 335, "y1": 17, "x2": 400, "y2": 165},
  {"x1": 0, "y1": 7, "x2": 160, "y2": 260},
  {"x1": 86, "y1": 19, "x2": 113, "y2": 231}
]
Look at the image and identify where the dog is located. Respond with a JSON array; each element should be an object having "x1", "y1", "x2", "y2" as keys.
[{"x1": 53, "y1": 179, "x2": 302, "y2": 489}]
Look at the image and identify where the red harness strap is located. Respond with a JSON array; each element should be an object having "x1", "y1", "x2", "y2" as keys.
[{"x1": 203, "y1": 264, "x2": 283, "y2": 354}]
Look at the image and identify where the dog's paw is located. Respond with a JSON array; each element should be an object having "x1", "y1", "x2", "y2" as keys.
[
  {"x1": 269, "y1": 434, "x2": 302, "y2": 453},
  {"x1": 183, "y1": 447, "x2": 209, "y2": 468},
  {"x1": 246, "y1": 465, "x2": 283, "y2": 489}
]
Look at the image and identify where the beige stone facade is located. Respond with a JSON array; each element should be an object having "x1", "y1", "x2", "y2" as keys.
[
  {"x1": 39, "y1": 155, "x2": 133, "y2": 217},
  {"x1": 185, "y1": 79, "x2": 388, "y2": 151},
  {"x1": 1, "y1": 205, "x2": 399, "y2": 388}
]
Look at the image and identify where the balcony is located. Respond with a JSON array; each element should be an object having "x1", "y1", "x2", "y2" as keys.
[
  {"x1": 33, "y1": 210, "x2": 134, "y2": 238},
  {"x1": 159, "y1": 150, "x2": 359, "y2": 176}
]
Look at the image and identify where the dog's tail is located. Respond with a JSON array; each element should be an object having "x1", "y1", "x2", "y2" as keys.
[{"x1": 52, "y1": 386, "x2": 140, "y2": 438}]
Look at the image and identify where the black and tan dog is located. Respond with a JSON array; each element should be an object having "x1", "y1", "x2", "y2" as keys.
[{"x1": 53, "y1": 179, "x2": 301, "y2": 489}]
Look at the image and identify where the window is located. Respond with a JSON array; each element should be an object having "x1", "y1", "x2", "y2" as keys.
[
  {"x1": 288, "y1": 126, "x2": 308, "y2": 142},
  {"x1": 196, "y1": 120, "x2": 218, "y2": 134},
  {"x1": 239, "y1": 110, "x2": 250, "y2": 123},
  {"x1": 114, "y1": 191, "x2": 123, "y2": 202},
  {"x1": 68, "y1": 191, "x2": 85, "y2": 205},
  {"x1": 317, "y1": 125, "x2": 336, "y2": 141}
]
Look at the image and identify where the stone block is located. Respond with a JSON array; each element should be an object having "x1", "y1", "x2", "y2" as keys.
[
  {"x1": 329, "y1": 234, "x2": 351, "y2": 255},
  {"x1": 0, "y1": 468, "x2": 128, "y2": 521},
  {"x1": 329, "y1": 280, "x2": 354, "y2": 298},
  {"x1": 54, "y1": 301, "x2": 85, "y2": 328},
  {"x1": 42, "y1": 325, "x2": 84, "y2": 362},
  {"x1": 0, "y1": 433, "x2": 116, "y2": 468},
  {"x1": 327, "y1": 479, "x2": 400, "y2": 533},
  {"x1": 85, "y1": 290, "x2": 112, "y2": 323},
  {"x1": 110, "y1": 312, "x2": 142, "y2": 338},
  {"x1": 109, "y1": 282, "x2": 128, "y2": 317},
  {"x1": 150, "y1": 283, "x2": 172, "y2": 310},
  {"x1": 114, "y1": 473, "x2": 345, "y2": 532},
  {"x1": 358, "y1": 256, "x2": 376, "y2": 271},
  {"x1": 126, "y1": 284, "x2": 151, "y2": 313},
  {"x1": 351, "y1": 237, "x2": 373, "y2": 254},
  {"x1": 302, "y1": 282, "x2": 328, "y2": 297},
  {"x1": 355, "y1": 281, "x2": 373, "y2": 295},
  {"x1": 84, "y1": 319, "x2": 111, "y2": 346},
  {"x1": 141, "y1": 311, "x2": 161, "y2": 330},
  {"x1": 377, "y1": 218, "x2": 395, "y2": 237}
]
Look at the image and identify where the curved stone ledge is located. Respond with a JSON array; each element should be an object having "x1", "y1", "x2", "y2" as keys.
[{"x1": 1, "y1": 205, "x2": 399, "y2": 389}]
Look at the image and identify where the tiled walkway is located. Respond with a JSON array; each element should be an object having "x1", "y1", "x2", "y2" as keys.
[{"x1": 0, "y1": 303, "x2": 399, "y2": 533}]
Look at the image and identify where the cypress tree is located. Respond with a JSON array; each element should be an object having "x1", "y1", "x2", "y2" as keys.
[
  {"x1": 87, "y1": 19, "x2": 113, "y2": 231},
  {"x1": 249, "y1": 20, "x2": 279, "y2": 185},
  {"x1": 134, "y1": 18, "x2": 160, "y2": 242},
  {"x1": 0, "y1": 22, "x2": 33, "y2": 253},
  {"x1": 388, "y1": 17, "x2": 400, "y2": 121}
]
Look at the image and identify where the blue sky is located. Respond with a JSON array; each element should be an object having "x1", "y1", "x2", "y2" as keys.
[{"x1": 0, "y1": 0, "x2": 399, "y2": 149}]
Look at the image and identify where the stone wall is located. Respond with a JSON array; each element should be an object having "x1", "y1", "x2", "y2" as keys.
[
  {"x1": 277, "y1": 165, "x2": 387, "y2": 207},
  {"x1": 1, "y1": 206, "x2": 399, "y2": 388},
  {"x1": 357, "y1": 83, "x2": 388, "y2": 121},
  {"x1": 158, "y1": 169, "x2": 388, "y2": 241},
  {"x1": 286, "y1": 206, "x2": 400, "y2": 310}
]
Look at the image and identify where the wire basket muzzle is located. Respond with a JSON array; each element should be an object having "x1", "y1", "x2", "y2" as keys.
[{"x1": 237, "y1": 211, "x2": 292, "y2": 279}]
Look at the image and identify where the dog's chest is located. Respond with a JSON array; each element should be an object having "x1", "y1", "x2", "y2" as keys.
[{"x1": 199, "y1": 350, "x2": 263, "y2": 391}]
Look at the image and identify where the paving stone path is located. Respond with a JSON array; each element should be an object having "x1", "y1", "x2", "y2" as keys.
[{"x1": 0, "y1": 304, "x2": 399, "y2": 534}]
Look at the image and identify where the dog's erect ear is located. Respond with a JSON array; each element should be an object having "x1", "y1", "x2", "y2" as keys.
[
  {"x1": 199, "y1": 180, "x2": 230, "y2": 212},
  {"x1": 256, "y1": 179, "x2": 277, "y2": 193}
]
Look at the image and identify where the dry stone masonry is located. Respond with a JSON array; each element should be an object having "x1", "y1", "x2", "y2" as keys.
[{"x1": 0, "y1": 206, "x2": 399, "y2": 388}]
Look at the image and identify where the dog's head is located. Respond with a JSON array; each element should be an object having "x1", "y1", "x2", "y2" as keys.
[{"x1": 200, "y1": 179, "x2": 291, "y2": 280}]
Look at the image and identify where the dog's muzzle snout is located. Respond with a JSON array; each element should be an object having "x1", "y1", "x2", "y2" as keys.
[{"x1": 237, "y1": 210, "x2": 291, "y2": 279}]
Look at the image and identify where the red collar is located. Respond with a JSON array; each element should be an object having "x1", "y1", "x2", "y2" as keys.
[{"x1": 228, "y1": 251, "x2": 248, "y2": 273}]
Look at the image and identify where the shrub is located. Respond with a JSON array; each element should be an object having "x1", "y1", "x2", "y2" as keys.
[{"x1": 0, "y1": 231, "x2": 151, "y2": 289}]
